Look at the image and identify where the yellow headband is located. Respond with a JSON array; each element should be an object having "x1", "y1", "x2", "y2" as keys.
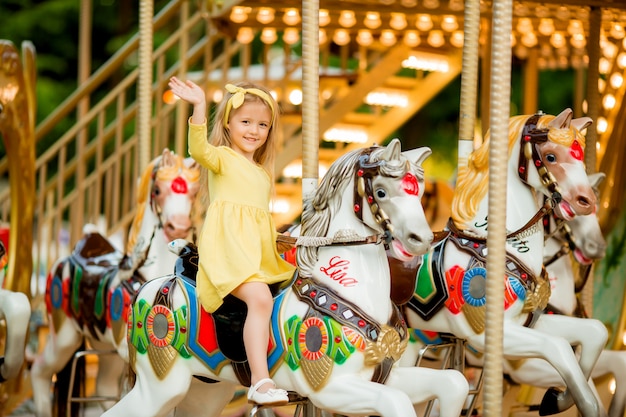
[{"x1": 223, "y1": 83, "x2": 276, "y2": 125}]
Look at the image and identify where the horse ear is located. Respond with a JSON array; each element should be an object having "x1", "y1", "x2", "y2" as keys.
[
  {"x1": 588, "y1": 172, "x2": 606, "y2": 189},
  {"x1": 161, "y1": 148, "x2": 176, "y2": 167},
  {"x1": 571, "y1": 116, "x2": 593, "y2": 132},
  {"x1": 403, "y1": 147, "x2": 432, "y2": 167},
  {"x1": 381, "y1": 138, "x2": 402, "y2": 162},
  {"x1": 548, "y1": 108, "x2": 573, "y2": 129}
]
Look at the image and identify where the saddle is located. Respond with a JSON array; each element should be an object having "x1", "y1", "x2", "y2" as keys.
[
  {"x1": 171, "y1": 241, "x2": 294, "y2": 386},
  {"x1": 66, "y1": 231, "x2": 124, "y2": 338}
]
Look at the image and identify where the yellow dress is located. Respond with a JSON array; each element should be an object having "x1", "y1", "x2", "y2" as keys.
[{"x1": 188, "y1": 122, "x2": 296, "y2": 313}]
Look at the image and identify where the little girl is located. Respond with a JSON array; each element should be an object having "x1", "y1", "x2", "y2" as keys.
[{"x1": 168, "y1": 77, "x2": 295, "y2": 406}]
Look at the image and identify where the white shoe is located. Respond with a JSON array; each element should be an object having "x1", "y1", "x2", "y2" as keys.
[{"x1": 247, "y1": 378, "x2": 289, "y2": 406}]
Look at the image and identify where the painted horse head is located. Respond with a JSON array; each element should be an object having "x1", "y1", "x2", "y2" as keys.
[
  {"x1": 126, "y1": 148, "x2": 201, "y2": 251},
  {"x1": 452, "y1": 109, "x2": 596, "y2": 232},
  {"x1": 298, "y1": 138, "x2": 433, "y2": 270}
]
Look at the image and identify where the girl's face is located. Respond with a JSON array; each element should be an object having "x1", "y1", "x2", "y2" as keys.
[{"x1": 227, "y1": 100, "x2": 272, "y2": 162}]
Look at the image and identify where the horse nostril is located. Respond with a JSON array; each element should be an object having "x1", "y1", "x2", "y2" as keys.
[
  {"x1": 408, "y1": 232, "x2": 433, "y2": 246},
  {"x1": 577, "y1": 196, "x2": 591, "y2": 209}
]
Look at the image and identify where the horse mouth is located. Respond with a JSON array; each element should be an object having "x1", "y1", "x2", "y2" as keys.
[
  {"x1": 556, "y1": 201, "x2": 576, "y2": 221},
  {"x1": 573, "y1": 248, "x2": 593, "y2": 265},
  {"x1": 391, "y1": 240, "x2": 414, "y2": 261}
]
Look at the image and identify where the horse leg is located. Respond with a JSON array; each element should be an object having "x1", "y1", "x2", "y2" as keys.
[
  {"x1": 311, "y1": 378, "x2": 418, "y2": 416},
  {"x1": 474, "y1": 323, "x2": 603, "y2": 417},
  {"x1": 0, "y1": 290, "x2": 30, "y2": 381},
  {"x1": 31, "y1": 322, "x2": 83, "y2": 417},
  {"x1": 590, "y1": 350, "x2": 626, "y2": 417},
  {"x1": 384, "y1": 366, "x2": 469, "y2": 417},
  {"x1": 534, "y1": 315, "x2": 607, "y2": 382},
  {"x1": 101, "y1": 362, "x2": 193, "y2": 417},
  {"x1": 174, "y1": 379, "x2": 237, "y2": 417},
  {"x1": 92, "y1": 350, "x2": 126, "y2": 411},
  {"x1": 532, "y1": 315, "x2": 608, "y2": 416}
]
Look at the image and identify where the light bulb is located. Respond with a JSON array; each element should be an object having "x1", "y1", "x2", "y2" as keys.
[
  {"x1": 236, "y1": 27, "x2": 254, "y2": 44},
  {"x1": 450, "y1": 30, "x2": 464, "y2": 48},
  {"x1": 261, "y1": 28, "x2": 277, "y2": 44},
  {"x1": 356, "y1": 30, "x2": 374, "y2": 47},
  {"x1": 364, "y1": 12, "x2": 381, "y2": 29},
  {"x1": 403, "y1": 31, "x2": 421, "y2": 47},
  {"x1": 230, "y1": 6, "x2": 250, "y2": 24},
  {"x1": 339, "y1": 10, "x2": 356, "y2": 28},
  {"x1": 416, "y1": 14, "x2": 433, "y2": 32},
  {"x1": 389, "y1": 13, "x2": 407, "y2": 31},
  {"x1": 319, "y1": 9, "x2": 330, "y2": 27},
  {"x1": 256, "y1": 8, "x2": 275, "y2": 25},
  {"x1": 427, "y1": 30, "x2": 445, "y2": 48},
  {"x1": 538, "y1": 18, "x2": 555, "y2": 36},
  {"x1": 283, "y1": 28, "x2": 300, "y2": 45},
  {"x1": 333, "y1": 29, "x2": 351, "y2": 46},
  {"x1": 380, "y1": 30, "x2": 397, "y2": 47},
  {"x1": 283, "y1": 8, "x2": 300, "y2": 26},
  {"x1": 441, "y1": 15, "x2": 458, "y2": 32},
  {"x1": 550, "y1": 32, "x2": 566, "y2": 49}
]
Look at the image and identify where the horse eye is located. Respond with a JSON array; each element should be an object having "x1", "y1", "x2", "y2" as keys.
[
  {"x1": 375, "y1": 188, "x2": 387, "y2": 199},
  {"x1": 153, "y1": 187, "x2": 161, "y2": 196},
  {"x1": 545, "y1": 153, "x2": 557, "y2": 163}
]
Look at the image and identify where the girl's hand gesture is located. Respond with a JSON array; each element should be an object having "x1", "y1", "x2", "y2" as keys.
[{"x1": 168, "y1": 77, "x2": 206, "y2": 106}]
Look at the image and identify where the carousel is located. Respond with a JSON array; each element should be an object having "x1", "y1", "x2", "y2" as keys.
[{"x1": 1, "y1": 0, "x2": 625, "y2": 416}]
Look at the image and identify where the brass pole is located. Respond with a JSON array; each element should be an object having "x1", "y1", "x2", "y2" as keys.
[
  {"x1": 137, "y1": 0, "x2": 154, "y2": 172},
  {"x1": 484, "y1": 0, "x2": 512, "y2": 416},
  {"x1": 301, "y1": 0, "x2": 320, "y2": 202}
]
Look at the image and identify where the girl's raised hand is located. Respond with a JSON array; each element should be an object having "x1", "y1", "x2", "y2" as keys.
[{"x1": 168, "y1": 77, "x2": 206, "y2": 106}]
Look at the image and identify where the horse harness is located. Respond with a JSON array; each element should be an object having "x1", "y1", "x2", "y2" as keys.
[{"x1": 293, "y1": 275, "x2": 408, "y2": 385}]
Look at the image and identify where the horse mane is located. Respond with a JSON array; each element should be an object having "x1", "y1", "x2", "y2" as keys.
[
  {"x1": 297, "y1": 145, "x2": 412, "y2": 276},
  {"x1": 451, "y1": 113, "x2": 586, "y2": 228},
  {"x1": 125, "y1": 158, "x2": 158, "y2": 254}
]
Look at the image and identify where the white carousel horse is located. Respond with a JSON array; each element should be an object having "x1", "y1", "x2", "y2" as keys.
[
  {"x1": 496, "y1": 172, "x2": 626, "y2": 417},
  {"x1": 101, "y1": 139, "x2": 470, "y2": 417},
  {"x1": 0, "y1": 241, "x2": 31, "y2": 383},
  {"x1": 30, "y1": 148, "x2": 201, "y2": 417},
  {"x1": 398, "y1": 109, "x2": 608, "y2": 417}
]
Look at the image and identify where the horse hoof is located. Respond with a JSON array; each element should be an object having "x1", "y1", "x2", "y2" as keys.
[{"x1": 539, "y1": 387, "x2": 563, "y2": 416}]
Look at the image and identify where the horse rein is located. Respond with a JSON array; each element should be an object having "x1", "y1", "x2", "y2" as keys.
[{"x1": 542, "y1": 211, "x2": 593, "y2": 294}]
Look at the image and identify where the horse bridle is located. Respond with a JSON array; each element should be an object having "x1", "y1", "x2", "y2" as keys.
[
  {"x1": 353, "y1": 147, "x2": 395, "y2": 245},
  {"x1": 518, "y1": 112, "x2": 563, "y2": 202},
  {"x1": 542, "y1": 212, "x2": 592, "y2": 293}
]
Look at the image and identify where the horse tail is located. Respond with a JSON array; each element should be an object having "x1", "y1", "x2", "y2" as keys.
[{"x1": 52, "y1": 340, "x2": 86, "y2": 417}]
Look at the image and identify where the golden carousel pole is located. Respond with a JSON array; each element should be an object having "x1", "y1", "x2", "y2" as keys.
[
  {"x1": 0, "y1": 41, "x2": 36, "y2": 297},
  {"x1": 452, "y1": 0, "x2": 481, "y2": 389},
  {"x1": 0, "y1": 40, "x2": 37, "y2": 415},
  {"x1": 581, "y1": 7, "x2": 602, "y2": 316},
  {"x1": 300, "y1": 1, "x2": 319, "y2": 415},
  {"x1": 300, "y1": 0, "x2": 319, "y2": 204},
  {"x1": 137, "y1": 0, "x2": 154, "y2": 173},
  {"x1": 483, "y1": 0, "x2": 512, "y2": 416}
]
